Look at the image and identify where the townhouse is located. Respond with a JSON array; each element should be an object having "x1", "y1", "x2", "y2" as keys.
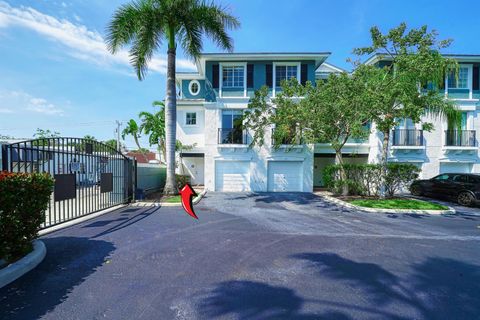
[
  {"x1": 366, "y1": 54, "x2": 480, "y2": 179},
  {"x1": 175, "y1": 52, "x2": 480, "y2": 192}
]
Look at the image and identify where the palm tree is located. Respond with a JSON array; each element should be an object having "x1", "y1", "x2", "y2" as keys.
[
  {"x1": 106, "y1": 0, "x2": 240, "y2": 195},
  {"x1": 122, "y1": 119, "x2": 148, "y2": 162},
  {"x1": 139, "y1": 100, "x2": 166, "y2": 162}
]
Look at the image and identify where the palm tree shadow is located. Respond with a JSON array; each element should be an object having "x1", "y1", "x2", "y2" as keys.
[
  {"x1": 292, "y1": 252, "x2": 480, "y2": 319},
  {"x1": 196, "y1": 280, "x2": 352, "y2": 319},
  {"x1": 0, "y1": 237, "x2": 115, "y2": 320}
]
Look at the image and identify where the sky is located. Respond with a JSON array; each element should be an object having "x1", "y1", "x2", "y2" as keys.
[{"x1": 0, "y1": 0, "x2": 479, "y2": 150}]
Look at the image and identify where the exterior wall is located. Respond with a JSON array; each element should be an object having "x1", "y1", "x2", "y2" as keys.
[
  {"x1": 176, "y1": 105, "x2": 205, "y2": 148},
  {"x1": 376, "y1": 103, "x2": 480, "y2": 179}
]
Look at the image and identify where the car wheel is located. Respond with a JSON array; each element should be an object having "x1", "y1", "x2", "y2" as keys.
[
  {"x1": 410, "y1": 185, "x2": 423, "y2": 196},
  {"x1": 457, "y1": 192, "x2": 474, "y2": 207}
]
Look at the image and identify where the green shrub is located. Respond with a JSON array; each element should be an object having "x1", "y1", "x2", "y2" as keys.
[
  {"x1": 384, "y1": 163, "x2": 420, "y2": 197},
  {"x1": 0, "y1": 172, "x2": 54, "y2": 263},
  {"x1": 323, "y1": 163, "x2": 419, "y2": 197},
  {"x1": 175, "y1": 174, "x2": 191, "y2": 190}
]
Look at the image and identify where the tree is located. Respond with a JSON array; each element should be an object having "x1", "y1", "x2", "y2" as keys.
[
  {"x1": 83, "y1": 135, "x2": 97, "y2": 141},
  {"x1": 103, "y1": 139, "x2": 120, "y2": 151},
  {"x1": 139, "y1": 100, "x2": 166, "y2": 163},
  {"x1": 244, "y1": 76, "x2": 371, "y2": 195},
  {"x1": 106, "y1": 0, "x2": 240, "y2": 195},
  {"x1": 122, "y1": 119, "x2": 147, "y2": 161},
  {"x1": 353, "y1": 23, "x2": 461, "y2": 170},
  {"x1": 34, "y1": 128, "x2": 60, "y2": 139}
]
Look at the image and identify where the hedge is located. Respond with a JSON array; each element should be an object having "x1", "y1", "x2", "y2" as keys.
[
  {"x1": 323, "y1": 163, "x2": 420, "y2": 197},
  {"x1": 0, "y1": 172, "x2": 54, "y2": 263}
]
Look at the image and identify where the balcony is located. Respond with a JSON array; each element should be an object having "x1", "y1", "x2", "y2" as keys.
[
  {"x1": 444, "y1": 130, "x2": 476, "y2": 147},
  {"x1": 218, "y1": 128, "x2": 247, "y2": 145},
  {"x1": 271, "y1": 129, "x2": 304, "y2": 146},
  {"x1": 392, "y1": 129, "x2": 423, "y2": 146}
]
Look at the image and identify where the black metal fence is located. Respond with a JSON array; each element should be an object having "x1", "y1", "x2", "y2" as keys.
[
  {"x1": 1, "y1": 137, "x2": 135, "y2": 229},
  {"x1": 392, "y1": 129, "x2": 423, "y2": 146},
  {"x1": 444, "y1": 130, "x2": 476, "y2": 147}
]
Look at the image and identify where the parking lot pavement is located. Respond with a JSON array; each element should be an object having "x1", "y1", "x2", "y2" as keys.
[
  {"x1": 1, "y1": 192, "x2": 480, "y2": 320},
  {"x1": 408, "y1": 194, "x2": 480, "y2": 216}
]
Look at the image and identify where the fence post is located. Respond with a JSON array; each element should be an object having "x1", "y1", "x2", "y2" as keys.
[{"x1": 1, "y1": 144, "x2": 8, "y2": 171}]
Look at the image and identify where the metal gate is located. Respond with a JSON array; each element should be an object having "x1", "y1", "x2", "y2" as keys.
[{"x1": 1, "y1": 137, "x2": 135, "y2": 229}]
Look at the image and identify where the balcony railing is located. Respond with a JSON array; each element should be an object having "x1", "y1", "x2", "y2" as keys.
[
  {"x1": 445, "y1": 130, "x2": 476, "y2": 147},
  {"x1": 271, "y1": 129, "x2": 303, "y2": 145},
  {"x1": 392, "y1": 129, "x2": 423, "y2": 146},
  {"x1": 218, "y1": 128, "x2": 247, "y2": 144}
]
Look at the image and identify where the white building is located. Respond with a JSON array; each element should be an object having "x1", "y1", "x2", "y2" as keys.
[{"x1": 175, "y1": 52, "x2": 479, "y2": 192}]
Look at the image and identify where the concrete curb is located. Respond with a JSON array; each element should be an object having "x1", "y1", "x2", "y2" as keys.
[
  {"x1": 0, "y1": 240, "x2": 46, "y2": 289},
  {"x1": 133, "y1": 190, "x2": 207, "y2": 207},
  {"x1": 315, "y1": 192, "x2": 456, "y2": 215},
  {"x1": 193, "y1": 190, "x2": 207, "y2": 205}
]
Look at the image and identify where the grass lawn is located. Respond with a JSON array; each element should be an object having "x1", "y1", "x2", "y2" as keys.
[
  {"x1": 350, "y1": 198, "x2": 448, "y2": 210},
  {"x1": 162, "y1": 195, "x2": 182, "y2": 203}
]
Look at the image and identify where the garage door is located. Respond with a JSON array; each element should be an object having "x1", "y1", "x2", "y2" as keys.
[
  {"x1": 440, "y1": 163, "x2": 472, "y2": 174},
  {"x1": 268, "y1": 161, "x2": 303, "y2": 192},
  {"x1": 215, "y1": 161, "x2": 250, "y2": 192}
]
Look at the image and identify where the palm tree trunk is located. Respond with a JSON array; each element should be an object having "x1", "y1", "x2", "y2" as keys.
[
  {"x1": 163, "y1": 47, "x2": 178, "y2": 195},
  {"x1": 134, "y1": 136, "x2": 148, "y2": 163}
]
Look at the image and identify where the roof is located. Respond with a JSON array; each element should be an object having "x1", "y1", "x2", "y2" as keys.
[
  {"x1": 195, "y1": 52, "x2": 331, "y2": 75},
  {"x1": 363, "y1": 52, "x2": 480, "y2": 65}
]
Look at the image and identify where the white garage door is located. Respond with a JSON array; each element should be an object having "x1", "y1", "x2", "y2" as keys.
[
  {"x1": 440, "y1": 163, "x2": 472, "y2": 174},
  {"x1": 215, "y1": 161, "x2": 250, "y2": 192},
  {"x1": 268, "y1": 161, "x2": 303, "y2": 192}
]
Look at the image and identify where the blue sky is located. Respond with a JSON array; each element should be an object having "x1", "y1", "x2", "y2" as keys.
[{"x1": 0, "y1": 0, "x2": 479, "y2": 150}]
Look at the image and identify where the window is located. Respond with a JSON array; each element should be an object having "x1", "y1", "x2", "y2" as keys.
[
  {"x1": 188, "y1": 80, "x2": 200, "y2": 96},
  {"x1": 448, "y1": 67, "x2": 469, "y2": 89},
  {"x1": 222, "y1": 66, "x2": 244, "y2": 88},
  {"x1": 434, "y1": 174, "x2": 450, "y2": 181},
  {"x1": 275, "y1": 65, "x2": 298, "y2": 87},
  {"x1": 452, "y1": 175, "x2": 468, "y2": 183},
  {"x1": 186, "y1": 112, "x2": 197, "y2": 125},
  {"x1": 468, "y1": 175, "x2": 480, "y2": 184}
]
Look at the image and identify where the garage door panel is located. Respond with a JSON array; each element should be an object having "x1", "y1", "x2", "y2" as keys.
[
  {"x1": 215, "y1": 161, "x2": 250, "y2": 192},
  {"x1": 440, "y1": 163, "x2": 472, "y2": 174},
  {"x1": 268, "y1": 161, "x2": 303, "y2": 192}
]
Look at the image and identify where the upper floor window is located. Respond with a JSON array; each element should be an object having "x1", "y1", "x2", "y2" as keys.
[
  {"x1": 186, "y1": 112, "x2": 197, "y2": 125},
  {"x1": 275, "y1": 65, "x2": 298, "y2": 87},
  {"x1": 222, "y1": 66, "x2": 244, "y2": 88},
  {"x1": 448, "y1": 66, "x2": 469, "y2": 89}
]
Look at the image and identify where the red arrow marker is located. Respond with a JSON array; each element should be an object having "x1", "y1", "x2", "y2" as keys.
[{"x1": 180, "y1": 183, "x2": 198, "y2": 219}]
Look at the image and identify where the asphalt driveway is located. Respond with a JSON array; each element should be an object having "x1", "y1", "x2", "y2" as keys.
[{"x1": 1, "y1": 192, "x2": 480, "y2": 320}]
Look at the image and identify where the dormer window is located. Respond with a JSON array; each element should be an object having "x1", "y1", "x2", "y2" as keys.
[{"x1": 222, "y1": 65, "x2": 245, "y2": 88}]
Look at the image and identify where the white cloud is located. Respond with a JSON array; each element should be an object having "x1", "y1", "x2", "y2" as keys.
[
  {"x1": 27, "y1": 97, "x2": 64, "y2": 115},
  {"x1": 0, "y1": 108, "x2": 13, "y2": 113},
  {"x1": 73, "y1": 13, "x2": 81, "y2": 22},
  {"x1": 0, "y1": 90, "x2": 64, "y2": 116},
  {"x1": 0, "y1": 1, "x2": 196, "y2": 74}
]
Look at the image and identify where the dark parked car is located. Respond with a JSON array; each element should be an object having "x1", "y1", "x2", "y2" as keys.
[{"x1": 410, "y1": 173, "x2": 480, "y2": 206}]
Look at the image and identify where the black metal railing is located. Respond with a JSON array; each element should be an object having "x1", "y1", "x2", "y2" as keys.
[
  {"x1": 218, "y1": 128, "x2": 247, "y2": 144},
  {"x1": 1, "y1": 137, "x2": 135, "y2": 229},
  {"x1": 392, "y1": 129, "x2": 423, "y2": 146},
  {"x1": 445, "y1": 130, "x2": 476, "y2": 147},
  {"x1": 271, "y1": 129, "x2": 303, "y2": 145}
]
